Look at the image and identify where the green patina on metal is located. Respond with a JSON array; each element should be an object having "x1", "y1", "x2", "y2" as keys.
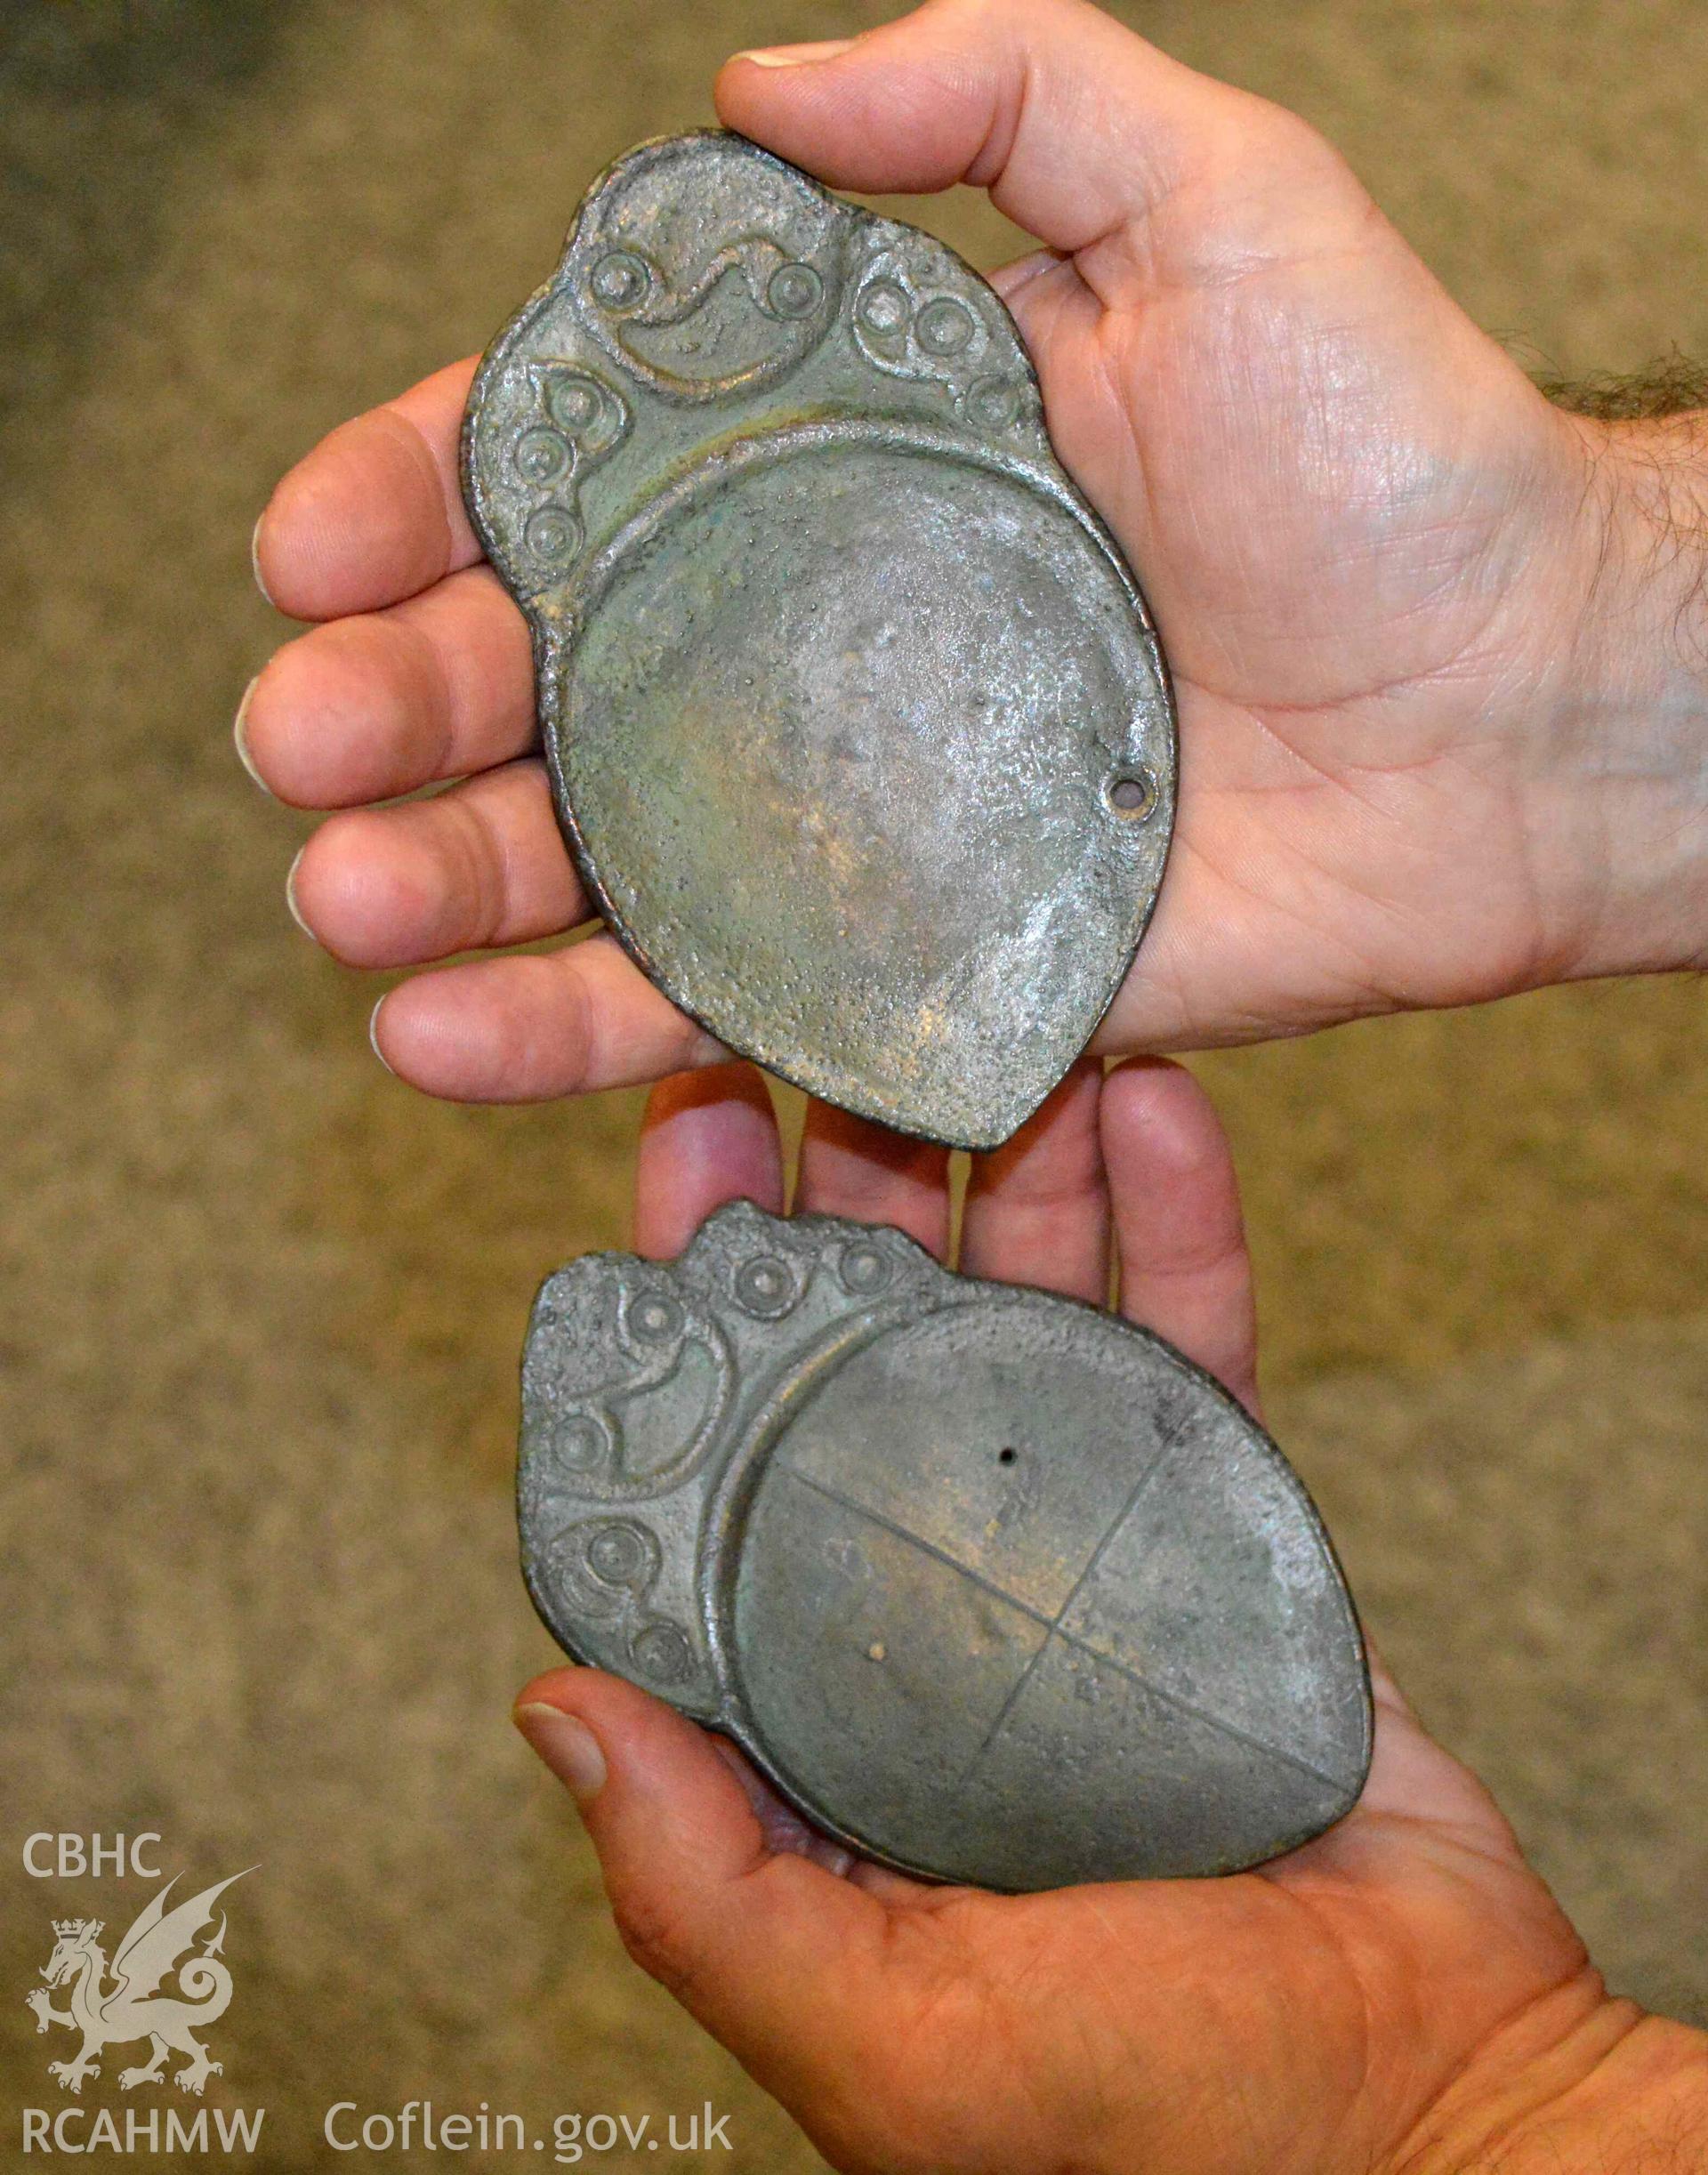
[
  {"x1": 463, "y1": 131, "x2": 1175, "y2": 1148},
  {"x1": 519, "y1": 1202, "x2": 1372, "y2": 1890}
]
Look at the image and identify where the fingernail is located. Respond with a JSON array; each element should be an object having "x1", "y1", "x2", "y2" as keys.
[
  {"x1": 251, "y1": 512, "x2": 274, "y2": 606},
  {"x1": 368, "y1": 996, "x2": 396, "y2": 1076},
  {"x1": 734, "y1": 36, "x2": 855, "y2": 67},
  {"x1": 233, "y1": 677, "x2": 270, "y2": 793},
  {"x1": 514, "y1": 1703, "x2": 608, "y2": 1805},
  {"x1": 285, "y1": 847, "x2": 311, "y2": 937}
]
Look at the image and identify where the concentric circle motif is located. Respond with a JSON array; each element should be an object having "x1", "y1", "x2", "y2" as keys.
[
  {"x1": 963, "y1": 376, "x2": 1020, "y2": 431},
  {"x1": 839, "y1": 1244, "x2": 892, "y2": 1297},
  {"x1": 631, "y1": 1621, "x2": 694, "y2": 1684},
  {"x1": 767, "y1": 261, "x2": 824, "y2": 319},
  {"x1": 915, "y1": 295, "x2": 976, "y2": 356},
  {"x1": 514, "y1": 428, "x2": 569, "y2": 484},
  {"x1": 590, "y1": 249, "x2": 650, "y2": 310},
  {"x1": 856, "y1": 278, "x2": 909, "y2": 337},
  {"x1": 524, "y1": 505, "x2": 580, "y2": 563},
  {"x1": 733, "y1": 1254, "x2": 797, "y2": 1317},
  {"x1": 550, "y1": 1411, "x2": 611, "y2": 1474},
  {"x1": 625, "y1": 1290, "x2": 684, "y2": 1346},
  {"x1": 547, "y1": 375, "x2": 604, "y2": 432},
  {"x1": 588, "y1": 1522, "x2": 649, "y2": 1584}
]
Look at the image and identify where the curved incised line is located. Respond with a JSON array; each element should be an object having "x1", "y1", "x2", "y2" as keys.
[
  {"x1": 620, "y1": 235, "x2": 799, "y2": 328},
  {"x1": 695, "y1": 1294, "x2": 974, "y2": 1713}
]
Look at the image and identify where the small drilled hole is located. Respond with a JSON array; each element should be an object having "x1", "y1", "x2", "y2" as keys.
[
  {"x1": 997, "y1": 1446, "x2": 1018, "y2": 1466},
  {"x1": 1108, "y1": 769, "x2": 1156, "y2": 818}
]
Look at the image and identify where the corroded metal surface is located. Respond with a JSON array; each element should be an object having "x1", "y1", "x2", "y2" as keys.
[
  {"x1": 519, "y1": 1202, "x2": 1372, "y2": 1890},
  {"x1": 464, "y1": 132, "x2": 1175, "y2": 1148}
]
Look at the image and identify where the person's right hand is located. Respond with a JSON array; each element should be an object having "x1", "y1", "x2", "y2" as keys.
[{"x1": 243, "y1": 0, "x2": 1708, "y2": 1106}]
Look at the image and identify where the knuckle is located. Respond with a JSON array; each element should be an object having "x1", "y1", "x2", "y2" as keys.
[
  {"x1": 1147, "y1": 1217, "x2": 1249, "y2": 1287},
  {"x1": 550, "y1": 955, "x2": 600, "y2": 1094},
  {"x1": 1206, "y1": 93, "x2": 1357, "y2": 206},
  {"x1": 439, "y1": 793, "x2": 508, "y2": 951},
  {"x1": 383, "y1": 611, "x2": 457, "y2": 774},
  {"x1": 608, "y1": 1891, "x2": 704, "y2": 2002}
]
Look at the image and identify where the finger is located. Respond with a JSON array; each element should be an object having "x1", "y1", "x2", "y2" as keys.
[
  {"x1": 371, "y1": 934, "x2": 723, "y2": 1102},
  {"x1": 987, "y1": 248, "x2": 1065, "y2": 308},
  {"x1": 514, "y1": 1671, "x2": 886, "y2": 2077},
  {"x1": 254, "y1": 357, "x2": 481, "y2": 622},
  {"x1": 290, "y1": 759, "x2": 584, "y2": 969},
  {"x1": 959, "y1": 1059, "x2": 1108, "y2": 1302},
  {"x1": 708, "y1": 1739, "x2": 858, "y2": 1878},
  {"x1": 238, "y1": 567, "x2": 534, "y2": 809},
  {"x1": 1286, "y1": 1640, "x2": 1525, "y2": 1870},
  {"x1": 706, "y1": 1746, "x2": 939, "y2": 1907},
  {"x1": 793, "y1": 1103, "x2": 951, "y2": 1257},
  {"x1": 716, "y1": 0, "x2": 1277, "y2": 269},
  {"x1": 1101, "y1": 1058, "x2": 1259, "y2": 1411},
  {"x1": 633, "y1": 1063, "x2": 784, "y2": 1259}
]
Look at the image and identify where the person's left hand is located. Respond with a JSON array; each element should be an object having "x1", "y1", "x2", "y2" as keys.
[{"x1": 512, "y1": 1059, "x2": 1688, "y2": 2175}]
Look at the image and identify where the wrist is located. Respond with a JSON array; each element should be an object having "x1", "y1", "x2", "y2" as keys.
[
  {"x1": 1538, "y1": 407, "x2": 1708, "y2": 982},
  {"x1": 1389, "y1": 1977, "x2": 1708, "y2": 2175}
]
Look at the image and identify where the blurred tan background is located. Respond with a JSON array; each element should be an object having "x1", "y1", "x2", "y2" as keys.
[{"x1": 2, "y1": 1, "x2": 1704, "y2": 2167}]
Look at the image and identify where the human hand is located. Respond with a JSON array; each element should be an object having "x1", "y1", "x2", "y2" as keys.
[
  {"x1": 512, "y1": 1058, "x2": 1707, "y2": 2175},
  {"x1": 243, "y1": 0, "x2": 1708, "y2": 1103}
]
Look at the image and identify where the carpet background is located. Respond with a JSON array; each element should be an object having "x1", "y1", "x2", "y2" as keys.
[{"x1": 2, "y1": 3, "x2": 1704, "y2": 2168}]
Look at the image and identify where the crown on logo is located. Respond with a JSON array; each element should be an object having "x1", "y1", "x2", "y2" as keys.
[{"x1": 52, "y1": 1919, "x2": 100, "y2": 1939}]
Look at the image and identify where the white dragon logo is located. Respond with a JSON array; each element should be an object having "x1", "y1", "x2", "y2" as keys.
[{"x1": 25, "y1": 1870, "x2": 252, "y2": 2097}]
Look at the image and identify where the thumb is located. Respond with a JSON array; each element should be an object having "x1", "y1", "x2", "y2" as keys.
[
  {"x1": 716, "y1": 0, "x2": 1315, "y2": 262},
  {"x1": 513, "y1": 1669, "x2": 888, "y2": 2087}
]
